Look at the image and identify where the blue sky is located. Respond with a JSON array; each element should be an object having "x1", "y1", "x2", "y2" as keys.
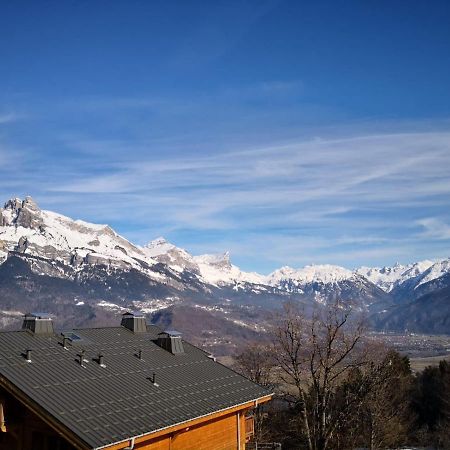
[{"x1": 1, "y1": 0, "x2": 450, "y2": 273}]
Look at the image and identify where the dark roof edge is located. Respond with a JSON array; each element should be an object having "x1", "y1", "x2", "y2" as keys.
[
  {"x1": 94, "y1": 393, "x2": 274, "y2": 450},
  {"x1": 0, "y1": 374, "x2": 92, "y2": 450}
]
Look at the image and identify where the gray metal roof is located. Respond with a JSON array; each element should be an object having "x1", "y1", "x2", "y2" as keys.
[{"x1": 0, "y1": 324, "x2": 271, "y2": 449}]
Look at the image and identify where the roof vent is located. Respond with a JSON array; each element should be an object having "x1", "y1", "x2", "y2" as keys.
[
  {"x1": 22, "y1": 313, "x2": 54, "y2": 335},
  {"x1": 157, "y1": 330, "x2": 184, "y2": 354},
  {"x1": 121, "y1": 312, "x2": 147, "y2": 333}
]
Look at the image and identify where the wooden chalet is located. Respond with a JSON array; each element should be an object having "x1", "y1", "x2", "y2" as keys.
[{"x1": 0, "y1": 312, "x2": 272, "y2": 450}]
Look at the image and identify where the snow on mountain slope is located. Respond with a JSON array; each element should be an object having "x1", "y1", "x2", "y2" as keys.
[
  {"x1": 267, "y1": 264, "x2": 355, "y2": 286},
  {"x1": 141, "y1": 237, "x2": 199, "y2": 273},
  {"x1": 143, "y1": 237, "x2": 177, "y2": 257},
  {"x1": 1, "y1": 197, "x2": 449, "y2": 303},
  {"x1": 0, "y1": 196, "x2": 156, "y2": 272},
  {"x1": 356, "y1": 260, "x2": 441, "y2": 292},
  {"x1": 193, "y1": 252, "x2": 266, "y2": 286},
  {"x1": 265, "y1": 264, "x2": 386, "y2": 309},
  {"x1": 416, "y1": 259, "x2": 450, "y2": 288},
  {"x1": 142, "y1": 238, "x2": 266, "y2": 286},
  {"x1": 0, "y1": 198, "x2": 267, "y2": 289}
]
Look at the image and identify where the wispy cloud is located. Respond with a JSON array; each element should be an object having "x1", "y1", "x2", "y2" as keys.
[
  {"x1": 2, "y1": 112, "x2": 450, "y2": 271},
  {"x1": 416, "y1": 217, "x2": 450, "y2": 240},
  {"x1": 52, "y1": 131, "x2": 450, "y2": 209},
  {"x1": 37, "y1": 130, "x2": 450, "y2": 263}
]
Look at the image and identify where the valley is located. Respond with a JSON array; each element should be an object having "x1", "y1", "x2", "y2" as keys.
[{"x1": 0, "y1": 196, "x2": 449, "y2": 356}]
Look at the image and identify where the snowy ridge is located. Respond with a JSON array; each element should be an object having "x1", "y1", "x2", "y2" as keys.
[
  {"x1": 0, "y1": 196, "x2": 157, "y2": 273},
  {"x1": 267, "y1": 264, "x2": 355, "y2": 286},
  {"x1": 416, "y1": 259, "x2": 450, "y2": 288},
  {"x1": 142, "y1": 237, "x2": 178, "y2": 257},
  {"x1": 193, "y1": 252, "x2": 266, "y2": 286},
  {"x1": 142, "y1": 238, "x2": 266, "y2": 286},
  {"x1": 1, "y1": 197, "x2": 449, "y2": 296},
  {"x1": 141, "y1": 237, "x2": 198, "y2": 273},
  {"x1": 356, "y1": 259, "x2": 449, "y2": 292}
]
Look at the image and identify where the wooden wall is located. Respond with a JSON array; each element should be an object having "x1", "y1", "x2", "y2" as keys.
[{"x1": 132, "y1": 410, "x2": 246, "y2": 450}]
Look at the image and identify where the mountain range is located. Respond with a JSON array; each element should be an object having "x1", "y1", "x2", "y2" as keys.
[{"x1": 0, "y1": 197, "x2": 448, "y2": 353}]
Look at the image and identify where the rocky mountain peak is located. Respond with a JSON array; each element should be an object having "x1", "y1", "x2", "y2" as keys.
[
  {"x1": 143, "y1": 237, "x2": 177, "y2": 257},
  {"x1": 194, "y1": 252, "x2": 231, "y2": 270},
  {"x1": 146, "y1": 237, "x2": 169, "y2": 248},
  {"x1": 1, "y1": 196, "x2": 43, "y2": 229}
]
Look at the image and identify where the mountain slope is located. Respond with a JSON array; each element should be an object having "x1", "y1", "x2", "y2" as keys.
[
  {"x1": 357, "y1": 260, "x2": 435, "y2": 293},
  {"x1": 266, "y1": 264, "x2": 391, "y2": 311},
  {"x1": 373, "y1": 275, "x2": 450, "y2": 334},
  {"x1": 0, "y1": 197, "x2": 448, "y2": 344},
  {"x1": 357, "y1": 259, "x2": 450, "y2": 304}
]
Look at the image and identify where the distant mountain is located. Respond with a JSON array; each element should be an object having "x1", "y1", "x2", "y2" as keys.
[
  {"x1": 266, "y1": 264, "x2": 390, "y2": 310},
  {"x1": 373, "y1": 275, "x2": 450, "y2": 334},
  {"x1": 356, "y1": 260, "x2": 435, "y2": 293},
  {"x1": 0, "y1": 197, "x2": 448, "y2": 352},
  {"x1": 357, "y1": 259, "x2": 450, "y2": 303}
]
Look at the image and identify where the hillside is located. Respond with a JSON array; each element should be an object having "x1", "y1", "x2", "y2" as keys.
[{"x1": 0, "y1": 197, "x2": 448, "y2": 353}]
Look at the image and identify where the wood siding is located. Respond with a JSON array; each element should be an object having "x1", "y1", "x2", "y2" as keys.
[
  {"x1": 131, "y1": 412, "x2": 242, "y2": 450},
  {"x1": 104, "y1": 397, "x2": 272, "y2": 450}
]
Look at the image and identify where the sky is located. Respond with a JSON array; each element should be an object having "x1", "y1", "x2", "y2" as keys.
[{"x1": 1, "y1": 0, "x2": 450, "y2": 273}]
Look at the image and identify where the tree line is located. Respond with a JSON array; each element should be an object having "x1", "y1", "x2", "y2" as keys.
[{"x1": 234, "y1": 302, "x2": 450, "y2": 450}]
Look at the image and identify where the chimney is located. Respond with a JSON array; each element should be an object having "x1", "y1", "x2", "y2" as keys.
[
  {"x1": 120, "y1": 312, "x2": 147, "y2": 333},
  {"x1": 157, "y1": 330, "x2": 184, "y2": 354},
  {"x1": 22, "y1": 313, "x2": 54, "y2": 335}
]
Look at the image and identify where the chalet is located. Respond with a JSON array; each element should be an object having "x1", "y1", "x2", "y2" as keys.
[{"x1": 0, "y1": 312, "x2": 272, "y2": 450}]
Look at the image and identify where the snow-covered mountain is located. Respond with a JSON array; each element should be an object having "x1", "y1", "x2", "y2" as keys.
[
  {"x1": 0, "y1": 197, "x2": 449, "y2": 339},
  {"x1": 266, "y1": 264, "x2": 388, "y2": 309},
  {"x1": 142, "y1": 237, "x2": 265, "y2": 286},
  {"x1": 356, "y1": 258, "x2": 450, "y2": 299},
  {"x1": 268, "y1": 264, "x2": 354, "y2": 287},
  {"x1": 416, "y1": 259, "x2": 450, "y2": 288},
  {"x1": 357, "y1": 260, "x2": 434, "y2": 292},
  {"x1": 193, "y1": 252, "x2": 266, "y2": 286},
  {"x1": 142, "y1": 237, "x2": 198, "y2": 273},
  {"x1": 0, "y1": 196, "x2": 156, "y2": 272}
]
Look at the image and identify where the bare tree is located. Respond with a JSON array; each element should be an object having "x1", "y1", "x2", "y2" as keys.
[
  {"x1": 272, "y1": 301, "x2": 372, "y2": 450},
  {"x1": 234, "y1": 343, "x2": 274, "y2": 386},
  {"x1": 234, "y1": 343, "x2": 275, "y2": 441}
]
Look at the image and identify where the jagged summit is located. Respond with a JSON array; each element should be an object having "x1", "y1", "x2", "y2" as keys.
[
  {"x1": 147, "y1": 236, "x2": 169, "y2": 246},
  {"x1": 267, "y1": 264, "x2": 355, "y2": 285},
  {"x1": 0, "y1": 196, "x2": 149, "y2": 272},
  {"x1": 0, "y1": 196, "x2": 449, "y2": 303},
  {"x1": 144, "y1": 237, "x2": 176, "y2": 255},
  {"x1": 356, "y1": 259, "x2": 440, "y2": 292},
  {"x1": 194, "y1": 252, "x2": 231, "y2": 269},
  {"x1": 142, "y1": 237, "x2": 198, "y2": 273},
  {"x1": 0, "y1": 196, "x2": 43, "y2": 229},
  {"x1": 0, "y1": 196, "x2": 449, "y2": 336}
]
